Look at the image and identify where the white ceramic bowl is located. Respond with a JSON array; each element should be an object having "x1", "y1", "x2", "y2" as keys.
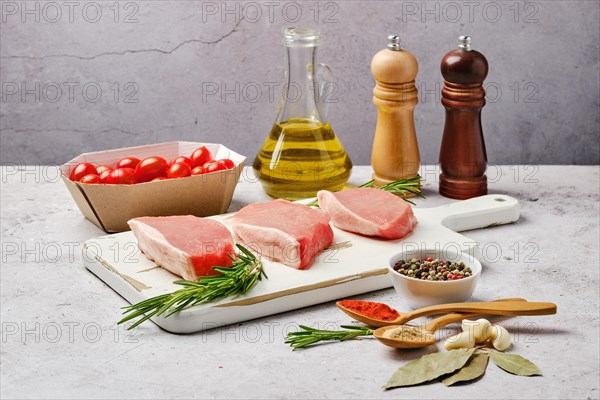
[{"x1": 387, "y1": 247, "x2": 481, "y2": 309}]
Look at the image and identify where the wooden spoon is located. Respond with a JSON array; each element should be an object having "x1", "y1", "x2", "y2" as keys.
[
  {"x1": 336, "y1": 300, "x2": 557, "y2": 328},
  {"x1": 373, "y1": 298, "x2": 526, "y2": 349}
]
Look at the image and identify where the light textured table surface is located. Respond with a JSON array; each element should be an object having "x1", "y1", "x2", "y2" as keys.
[{"x1": 1, "y1": 165, "x2": 599, "y2": 399}]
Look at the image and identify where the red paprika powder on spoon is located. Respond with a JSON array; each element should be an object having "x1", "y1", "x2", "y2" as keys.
[{"x1": 338, "y1": 300, "x2": 400, "y2": 321}]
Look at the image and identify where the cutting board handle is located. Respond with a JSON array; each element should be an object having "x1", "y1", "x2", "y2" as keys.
[{"x1": 429, "y1": 194, "x2": 520, "y2": 232}]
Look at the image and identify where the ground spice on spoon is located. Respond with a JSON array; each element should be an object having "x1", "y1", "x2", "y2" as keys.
[
  {"x1": 382, "y1": 325, "x2": 435, "y2": 341},
  {"x1": 339, "y1": 300, "x2": 400, "y2": 321}
]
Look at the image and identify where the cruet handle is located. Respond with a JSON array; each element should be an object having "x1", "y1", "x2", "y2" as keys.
[{"x1": 315, "y1": 62, "x2": 335, "y2": 122}]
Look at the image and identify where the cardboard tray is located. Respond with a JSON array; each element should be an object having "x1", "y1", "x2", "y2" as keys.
[{"x1": 61, "y1": 141, "x2": 246, "y2": 232}]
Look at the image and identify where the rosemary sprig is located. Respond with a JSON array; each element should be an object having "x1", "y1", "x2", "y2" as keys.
[
  {"x1": 305, "y1": 198, "x2": 320, "y2": 207},
  {"x1": 306, "y1": 175, "x2": 423, "y2": 207},
  {"x1": 360, "y1": 175, "x2": 424, "y2": 199},
  {"x1": 118, "y1": 244, "x2": 266, "y2": 330},
  {"x1": 285, "y1": 325, "x2": 373, "y2": 350}
]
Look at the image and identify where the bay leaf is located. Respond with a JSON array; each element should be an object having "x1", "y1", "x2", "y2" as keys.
[
  {"x1": 489, "y1": 352, "x2": 542, "y2": 376},
  {"x1": 442, "y1": 352, "x2": 489, "y2": 386},
  {"x1": 383, "y1": 348, "x2": 475, "y2": 390}
]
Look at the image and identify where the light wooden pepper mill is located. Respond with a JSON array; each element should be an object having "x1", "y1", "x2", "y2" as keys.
[{"x1": 371, "y1": 35, "x2": 420, "y2": 190}]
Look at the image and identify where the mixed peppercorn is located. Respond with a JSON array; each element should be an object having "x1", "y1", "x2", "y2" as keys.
[{"x1": 393, "y1": 257, "x2": 473, "y2": 281}]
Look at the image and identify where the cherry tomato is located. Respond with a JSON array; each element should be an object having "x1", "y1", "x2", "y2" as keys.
[
  {"x1": 169, "y1": 156, "x2": 194, "y2": 169},
  {"x1": 167, "y1": 162, "x2": 192, "y2": 179},
  {"x1": 217, "y1": 159, "x2": 235, "y2": 169},
  {"x1": 203, "y1": 161, "x2": 225, "y2": 173},
  {"x1": 152, "y1": 177, "x2": 168, "y2": 182},
  {"x1": 191, "y1": 166, "x2": 206, "y2": 175},
  {"x1": 80, "y1": 174, "x2": 101, "y2": 184},
  {"x1": 96, "y1": 165, "x2": 112, "y2": 175},
  {"x1": 116, "y1": 157, "x2": 141, "y2": 170},
  {"x1": 99, "y1": 169, "x2": 112, "y2": 183},
  {"x1": 107, "y1": 168, "x2": 136, "y2": 184},
  {"x1": 134, "y1": 156, "x2": 168, "y2": 183},
  {"x1": 69, "y1": 162, "x2": 97, "y2": 182},
  {"x1": 190, "y1": 146, "x2": 213, "y2": 167}
]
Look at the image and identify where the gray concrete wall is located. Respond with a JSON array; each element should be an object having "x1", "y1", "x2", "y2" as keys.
[{"x1": 1, "y1": 0, "x2": 599, "y2": 165}]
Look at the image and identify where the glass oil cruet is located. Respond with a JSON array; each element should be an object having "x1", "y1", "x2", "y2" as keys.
[{"x1": 253, "y1": 27, "x2": 353, "y2": 200}]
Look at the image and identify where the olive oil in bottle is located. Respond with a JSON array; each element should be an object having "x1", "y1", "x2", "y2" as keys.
[
  {"x1": 253, "y1": 118, "x2": 352, "y2": 200},
  {"x1": 254, "y1": 28, "x2": 353, "y2": 200}
]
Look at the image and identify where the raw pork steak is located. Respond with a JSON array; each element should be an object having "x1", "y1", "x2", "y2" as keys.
[
  {"x1": 317, "y1": 188, "x2": 417, "y2": 239},
  {"x1": 225, "y1": 199, "x2": 334, "y2": 270},
  {"x1": 128, "y1": 215, "x2": 235, "y2": 280}
]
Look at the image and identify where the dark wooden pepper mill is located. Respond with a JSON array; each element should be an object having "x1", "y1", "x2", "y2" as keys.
[{"x1": 439, "y1": 35, "x2": 489, "y2": 199}]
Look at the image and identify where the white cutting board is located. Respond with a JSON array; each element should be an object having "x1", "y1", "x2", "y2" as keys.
[{"x1": 83, "y1": 194, "x2": 520, "y2": 333}]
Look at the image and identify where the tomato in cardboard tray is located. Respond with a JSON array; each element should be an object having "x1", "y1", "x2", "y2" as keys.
[
  {"x1": 95, "y1": 165, "x2": 112, "y2": 175},
  {"x1": 167, "y1": 162, "x2": 192, "y2": 179},
  {"x1": 169, "y1": 156, "x2": 194, "y2": 169},
  {"x1": 69, "y1": 162, "x2": 97, "y2": 182},
  {"x1": 204, "y1": 161, "x2": 226, "y2": 173},
  {"x1": 134, "y1": 156, "x2": 168, "y2": 183},
  {"x1": 107, "y1": 168, "x2": 136, "y2": 184},
  {"x1": 190, "y1": 146, "x2": 213, "y2": 167},
  {"x1": 99, "y1": 169, "x2": 112, "y2": 183},
  {"x1": 116, "y1": 157, "x2": 141, "y2": 170},
  {"x1": 191, "y1": 166, "x2": 205, "y2": 175},
  {"x1": 80, "y1": 174, "x2": 102, "y2": 184},
  {"x1": 218, "y1": 159, "x2": 235, "y2": 169}
]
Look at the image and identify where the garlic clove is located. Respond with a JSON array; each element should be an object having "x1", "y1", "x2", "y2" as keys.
[
  {"x1": 461, "y1": 318, "x2": 492, "y2": 343},
  {"x1": 487, "y1": 325, "x2": 511, "y2": 351},
  {"x1": 444, "y1": 331, "x2": 476, "y2": 350}
]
